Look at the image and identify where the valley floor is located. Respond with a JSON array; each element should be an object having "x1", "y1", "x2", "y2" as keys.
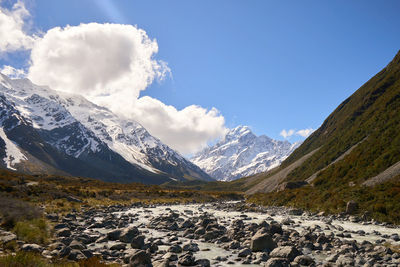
[{"x1": 0, "y1": 169, "x2": 399, "y2": 266}]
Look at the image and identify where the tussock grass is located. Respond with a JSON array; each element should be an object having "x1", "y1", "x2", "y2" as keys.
[
  {"x1": 0, "y1": 252, "x2": 119, "y2": 267},
  {"x1": 13, "y1": 218, "x2": 49, "y2": 245}
]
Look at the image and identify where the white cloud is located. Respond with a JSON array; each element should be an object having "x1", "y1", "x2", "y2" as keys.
[
  {"x1": 130, "y1": 96, "x2": 227, "y2": 154},
  {"x1": 0, "y1": 65, "x2": 26, "y2": 78},
  {"x1": 296, "y1": 128, "x2": 314, "y2": 138},
  {"x1": 28, "y1": 23, "x2": 169, "y2": 109},
  {"x1": 280, "y1": 129, "x2": 295, "y2": 138},
  {"x1": 0, "y1": 0, "x2": 36, "y2": 53},
  {"x1": 280, "y1": 128, "x2": 315, "y2": 139},
  {"x1": 26, "y1": 22, "x2": 226, "y2": 154}
]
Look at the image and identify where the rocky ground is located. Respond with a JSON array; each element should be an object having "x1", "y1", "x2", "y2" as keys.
[{"x1": 1, "y1": 201, "x2": 400, "y2": 266}]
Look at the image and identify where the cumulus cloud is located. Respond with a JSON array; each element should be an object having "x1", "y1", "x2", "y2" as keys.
[
  {"x1": 25, "y1": 22, "x2": 226, "y2": 154},
  {"x1": 280, "y1": 129, "x2": 295, "y2": 139},
  {"x1": 0, "y1": 0, "x2": 36, "y2": 53},
  {"x1": 280, "y1": 128, "x2": 314, "y2": 139},
  {"x1": 131, "y1": 97, "x2": 227, "y2": 154},
  {"x1": 296, "y1": 128, "x2": 314, "y2": 138},
  {"x1": 28, "y1": 23, "x2": 169, "y2": 110},
  {"x1": 0, "y1": 65, "x2": 26, "y2": 78}
]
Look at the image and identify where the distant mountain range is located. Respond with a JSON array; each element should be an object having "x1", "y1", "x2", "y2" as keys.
[
  {"x1": 191, "y1": 126, "x2": 299, "y2": 181},
  {"x1": 0, "y1": 74, "x2": 211, "y2": 184}
]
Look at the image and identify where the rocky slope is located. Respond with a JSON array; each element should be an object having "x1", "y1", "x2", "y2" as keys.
[
  {"x1": 191, "y1": 126, "x2": 299, "y2": 181},
  {"x1": 0, "y1": 74, "x2": 211, "y2": 183}
]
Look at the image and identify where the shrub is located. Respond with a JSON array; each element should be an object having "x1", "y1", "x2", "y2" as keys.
[
  {"x1": 0, "y1": 251, "x2": 50, "y2": 267},
  {"x1": 13, "y1": 218, "x2": 49, "y2": 244},
  {"x1": 0, "y1": 193, "x2": 42, "y2": 229}
]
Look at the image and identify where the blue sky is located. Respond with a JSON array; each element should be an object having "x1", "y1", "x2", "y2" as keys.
[{"x1": 1, "y1": 0, "x2": 400, "y2": 152}]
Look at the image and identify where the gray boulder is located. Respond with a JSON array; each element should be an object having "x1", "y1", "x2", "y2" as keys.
[
  {"x1": 131, "y1": 235, "x2": 145, "y2": 249},
  {"x1": 183, "y1": 242, "x2": 199, "y2": 252},
  {"x1": 130, "y1": 249, "x2": 152, "y2": 267},
  {"x1": 120, "y1": 226, "x2": 140, "y2": 243},
  {"x1": 251, "y1": 230, "x2": 277, "y2": 252},
  {"x1": 293, "y1": 255, "x2": 314, "y2": 266},
  {"x1": 56, "y1": 228, "x2": 71, "y2": 237},
  {"x1": 264, "y1": 258, "x2": 289, "y2": 267},
  {"x1": 178, "y1": 252, "x2": 196, "y2": 266},
  {"x1": 238, "y1": 248, "x2": 252, "y2": 257},
  {"x1": 195, "y1": 258, "x2": 211, "y2": 267},
  {"x1": 0, "y1": 231, "x2": 16, "y2": 244},
  {"x1": 270, "y1": 246, "x2": 300, "y2": 262},
  {"x1": 21, "y1": 244, "x2": 43, "y2": 253},
  {"x1": 110, "y1": 242, "x2": 126, "y2": 250},
  {"x1": 168, "y1": 244, "x2": 183, "y2": 253},
  {"x1": 67, "y1": 249, "x2": 86, "y2": 261},
  {"x1": 346, "y1": 200, "x2": 358, "y2": 214},
  {"x1": 107, "y1": 229, "x2": 122, "y2": 241}
]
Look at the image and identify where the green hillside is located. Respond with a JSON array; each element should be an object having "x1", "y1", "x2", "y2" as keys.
[
  {"x1": 283, "y1": 50, "x2": 400, "y2": 184},
  {"x1": 244, "y1": 50, "x2": 400, "y2": 223}
]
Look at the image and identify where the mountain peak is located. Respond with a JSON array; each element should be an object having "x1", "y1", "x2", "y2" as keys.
[
  {"x1": 225, "y1": 125, "x2": 254, "y2": 141},
  {"x1": 192, "y1": 125, "x2": 299, "y2": 181}
]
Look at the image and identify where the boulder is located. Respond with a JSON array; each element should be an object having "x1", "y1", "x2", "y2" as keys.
[
  {"x1": 346, "y1": 200, "x2": 358, "y2": 214},
  {"x1": 107, "y1": 229, "x2": 122, "y2": 241},
  {"x1": 269, "y1": 223, "x2": 283, "y2": 235},
  {"x1": 178, "y1": 252, "x2": 196, "y2": 266},
  {"x1": 21, "y1": 244, "x2": 43, "y2": 253},
  {"x1": 129, "y1": 249, "x2": 152, "y2": 267},
  {"x1": 0, "y1": 231, "x2": 16, "y2": 244},
  {"x1": 336, "y1": 255, "x2": 355, "y2": 266},
  {"x1": 120, "y1": 226, "x2": 140, "y2": 243},
  {"x1": 56, "y1": 228, "x2": 71, "y2": 237},
  {"x1": 168, "y1": 244, "x2": 183, "y2": 253},
  {"x1": 182, "y1": 242, "x2": 199, "y2": 252},
  {"x1": 131, "y1": 235, "x2": 145, "y2": 249},
  {"x1": 163, "y1": 252, "x2": 178, "y2": 261},
  {"x1": 238, "y1": 248, "x2": 252, "y2": 257},
  {"x1": 59, "y1": 246, "x2": 71, "y2": 257},
  {"x1": 251, "y1": 231, "x2": 277, "y2": 252},
  {"x1": 195, "y1": 259, "x2": 210, "y2": 267},
  {"x1": 68, "y1": 249, "x2": 86, "y2": 261},
  {"x1": 69, "y1": 240, "x2": 85, "y2": 250},
  {"x1": 293, "y1": 255, "x2": 314, "y2": 266},
  {"x1": 110, "y1": 242, "x2": 126, "y2": 250},
  {"x1": 288, "y1": 209, "x2": 303, "y2": 216},
  {"x1": 264, "y1": 258, "x2": 289, "y2": 267},
  {"x1": 270, "y1": 246, "x2": 300, "y2": 262}
]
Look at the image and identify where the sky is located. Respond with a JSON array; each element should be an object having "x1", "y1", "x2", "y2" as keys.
[{"x1": 0, "y1": 0, "x2": 400, "y2": 155}]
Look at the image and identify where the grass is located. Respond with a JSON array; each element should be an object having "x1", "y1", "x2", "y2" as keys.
[
  {"x1": 13, "y1": 218, "x2": 49, "y2": 244},
  {"x1": 247, "y1": 179, "x2": 400, "y2": 224},
  {"x1": 0, "y1": 252, "x2": 120, "y2": 267}
]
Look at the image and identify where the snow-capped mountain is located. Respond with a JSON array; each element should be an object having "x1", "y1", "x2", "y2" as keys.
[
  {"x1": 0, "y1": 73, "x2": 211, "y2": 183},
  {"x1": 191, "y1": 126, "x2": 299, "y2": 181}
]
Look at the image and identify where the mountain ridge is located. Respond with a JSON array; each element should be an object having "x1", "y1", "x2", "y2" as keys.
[
  {"x1": 0, "y1": 74, "x2": 212, "y2": 183},
  {"x1": 191, "y1": 125, "x2": 299, "y2": 181}
]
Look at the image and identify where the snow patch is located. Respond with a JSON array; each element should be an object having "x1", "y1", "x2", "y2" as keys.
[{"x1": 0, "y1": 128, "x2": 26, "y2": 170}]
